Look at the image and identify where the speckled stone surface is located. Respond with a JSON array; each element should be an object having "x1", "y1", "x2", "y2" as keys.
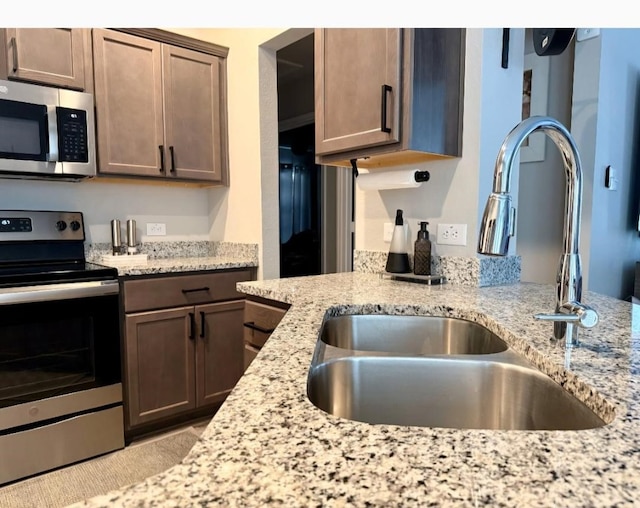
[
  {"x1": 86, "y1": 240, "x2": 258, "y2": 260},
  {"x1": 73, "y1": 272, "x2": 640, "y2": 507},
  {"x1": 354, "y1": 249, "x2": 521, "y2": 286},
  {"x1": 85, "y1": 241, "x2": 258, "y2": 276}
]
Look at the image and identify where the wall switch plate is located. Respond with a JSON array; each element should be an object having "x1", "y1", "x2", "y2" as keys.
[
  {"x1": 576, "y1": 28, "x2": 600, "y2": 42},
  {"x1": 437, "y1": 223, "x2": 467, "y2": 246},
  {"x1": 605, "y1": 165, "x2": 618, "y2": 191},
  {"x1": 146, "y1": 223, "x2": 166, "y2": 236}
]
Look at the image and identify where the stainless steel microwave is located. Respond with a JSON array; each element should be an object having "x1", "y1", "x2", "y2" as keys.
[{"x1": 0, "y1": 79, "x2": 96, "y2": 181}]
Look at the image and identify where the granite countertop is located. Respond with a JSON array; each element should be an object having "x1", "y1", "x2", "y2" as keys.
[
  {"x1": 75, "y1": 272, "x2": 640, "y2": 507},
  {"x1": 94, "y1": 255, "x2": 258, "y2": 277},
  {"x1": 85, "y1": 240, "x2": 259, "y2": 277}
]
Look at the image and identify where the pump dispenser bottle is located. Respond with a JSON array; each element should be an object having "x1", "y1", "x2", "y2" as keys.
[
  {"x1": 385, "y1": 209, "x2": 411, "y2": 273},
  {"x1": 413, "y1": 221, "x2": 432, "y2": 275}
]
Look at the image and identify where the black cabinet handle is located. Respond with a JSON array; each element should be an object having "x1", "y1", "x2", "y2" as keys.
[
  {"x1": 243, "y1": 321, "x2": 275, "y2": 334},
  {"x1": 158, "y1": 145, "x2": 165, "y2": 173},
  {"x1": 11, "y1": 37, "x2": 18, "y2": 73},
  {"x1": 188, "y1": 312, "x2": 196, "y2": 340},
  {"x1": 169, "y1": 146, "x2": 176, "y2": 173},
  {"x1": 200, "y1": 311, "x2": 206, "y2": 339},
  {"x1": 380, "y1": 84, "x2": 392, "y2": 133},
  {"x1": 181, "y1": 287, "x2": 210, "y2": 294}
]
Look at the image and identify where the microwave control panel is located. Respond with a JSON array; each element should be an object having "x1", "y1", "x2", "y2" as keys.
[{"x1": 56, "y1": 107, "x2": 89, "y2": 163}]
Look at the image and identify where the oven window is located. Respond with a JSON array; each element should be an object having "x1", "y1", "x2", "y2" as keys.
[
  {"x1": 0, "y1": 99, "x2": 48, "y2": 161},
  {"x1": 0, "y1": 294, "x2": 120, "y2": 408}
]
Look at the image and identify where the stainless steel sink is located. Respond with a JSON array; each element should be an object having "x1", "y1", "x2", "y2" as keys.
[
  {"x1": 320, "y1": 314, "x2": 508, "y2": 355},
  {"x1": 307, "y1": 356, "x2": 607, "y2": 430},
  {"x1": 308, "y1": 313, "x2": 609, "y2": 431}
]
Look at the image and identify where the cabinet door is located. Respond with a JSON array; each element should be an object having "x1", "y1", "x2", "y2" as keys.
[
  {"x1": 124, "y1": 307, "x2": 196, "y2": 428},
  {"x1": 315, "y1": 29, "x2": 401, "y2": 156},
  {"x1": 162, "y1": 44, "x2": 227, "y2": 183},
  {"x1": 92, "y1": 29, "x2": 165, "y2": 177},
  {"x1": 2, "y1": 28, "x2": 89, "y2": 90},
  {"x1": 195, "y1": 300, "x2": 245, "y2": 407}
]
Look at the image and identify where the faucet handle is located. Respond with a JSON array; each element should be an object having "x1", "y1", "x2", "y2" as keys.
[{"x1": 534, "y1": 301, "x2": 599, "y2": 329}]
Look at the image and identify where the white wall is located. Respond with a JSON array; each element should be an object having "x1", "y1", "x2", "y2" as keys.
[
  {"x1": 355, "y1": 29, "x2": 525, "y2": 260},
  {"x1": 572, "y1": 28, "x2": 640, "y2": 300},
  {"x1": 516, "y1": 30, "x2": 573, "y2": 285},
  {"x1": 0, "y1": 178, "x2": 210, "y2": 244}
]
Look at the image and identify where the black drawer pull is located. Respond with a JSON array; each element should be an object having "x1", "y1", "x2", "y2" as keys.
[
  {"x1": 11, "y1": 37, "x2": 18, "y2": 73},
  {"x1": 243, "y1": 321, "x2": 275, "y2": 334},
  {"x1": 169, "y1": 145, "x2": 176, "y2": 173},
  {"x1": 380, "y1": 84, "x2": 392, "y2": 133},
  {"x1": 159, "y1": 145, "x2": 165, "y2": 173},
  {"x1": 181, "y1": 287, "x2": 210, "y2": 294},
  {"x1": 188, "y1": 312, "x2": 196, "y2": 340}
]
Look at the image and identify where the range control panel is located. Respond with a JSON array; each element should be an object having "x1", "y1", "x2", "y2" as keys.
[{"x1": 0, "y1": 210, "x2": 84, "y2": 242}]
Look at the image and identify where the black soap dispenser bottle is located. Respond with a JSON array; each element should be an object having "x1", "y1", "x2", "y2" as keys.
[
  {"x1": 413, "y1": 221, "x2": 432, "y2": 276},
  {"x1": 385, "y1": 209, "x2": 411, "y2": 273}
]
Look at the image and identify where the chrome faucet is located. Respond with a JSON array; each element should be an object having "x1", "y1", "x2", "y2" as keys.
[{"x1": 477, "y1": 115, "x2": 598, "y2": 346}]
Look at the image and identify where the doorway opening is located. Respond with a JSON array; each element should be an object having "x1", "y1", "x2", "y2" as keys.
[
  {"x1": 276, "y1": 32, "x2": 352, "y2": 278},
  {"x1": 278, "y1": 123, "x2": 321, "y2": 277}
]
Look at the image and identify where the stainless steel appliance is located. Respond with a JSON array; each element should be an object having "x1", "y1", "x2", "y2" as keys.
[
  {"x1": 0, "y1": 210, "x2": 123, "y2": 485},
  {"x1": 0, "y1": 79, "x2": 96, "y2": 181}
]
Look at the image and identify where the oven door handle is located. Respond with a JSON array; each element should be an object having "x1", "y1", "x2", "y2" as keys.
[{"x1": 0, "y1": 280, "x2": 119, "y2": 305}]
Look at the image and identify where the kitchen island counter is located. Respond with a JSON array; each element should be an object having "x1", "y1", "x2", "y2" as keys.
[{"x1": 74, "y1": 272, "x2": 640, "y2": 507}]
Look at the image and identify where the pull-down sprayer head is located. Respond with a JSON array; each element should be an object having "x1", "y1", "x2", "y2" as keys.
[{"x1": 477, "y1": 192, "x2": 513, "y2": 256}]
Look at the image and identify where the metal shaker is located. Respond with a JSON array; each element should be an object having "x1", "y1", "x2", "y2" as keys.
[
  {"x1": 126, "y1": 219, "x2": 137, "y2": 255},
  {"x1": 110, "y1": 219, "x2": 122, "y2": 255}
]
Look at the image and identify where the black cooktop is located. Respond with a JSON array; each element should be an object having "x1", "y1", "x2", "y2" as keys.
[
  {"x1": 0, "y1": 261, "x2": 118, "y2": 288},
  {"x1": 0, "y1": 210, "x2": 119, "y2": 288}
]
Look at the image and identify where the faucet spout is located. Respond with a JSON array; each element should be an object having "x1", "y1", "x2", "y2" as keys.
[{"x1": 477, "y1": 115, "x2": 597, "y2": 345}]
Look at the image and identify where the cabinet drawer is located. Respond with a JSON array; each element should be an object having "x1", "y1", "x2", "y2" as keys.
[
  {"x1": 124, "y1": 270, "x2": 252, "y2": 313},
  {"x1": 243, "y1": 300, "x2": 288, "y2": 349}
]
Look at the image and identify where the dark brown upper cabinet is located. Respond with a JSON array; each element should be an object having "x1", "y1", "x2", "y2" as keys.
[
  {"x1": 315, "y1": 28, "x2": 465, "y2": 169},
  {"x1": 0, "y1": 28, "x2": 93, "y2": 91},
  {"x1": 92, "y1": 29, "x2": 229, "y2": 186}
]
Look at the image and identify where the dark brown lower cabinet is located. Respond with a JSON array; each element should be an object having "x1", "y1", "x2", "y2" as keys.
[
  {"x1": 121, "y1": 268, "x2": 253, "y2": 436},
  {"x1": 125, "y1": 301, "x2": 244, "y2": 428}
]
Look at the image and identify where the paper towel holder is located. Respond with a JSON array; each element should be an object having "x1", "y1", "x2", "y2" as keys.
[{"x1": 349, "y1": 158, "x2": 430, "y2": 183}]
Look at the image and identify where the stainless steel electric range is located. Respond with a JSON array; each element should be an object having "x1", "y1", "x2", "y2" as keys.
[{"x1": 0, "y1": 209, "x2": 124, "y2": 485}]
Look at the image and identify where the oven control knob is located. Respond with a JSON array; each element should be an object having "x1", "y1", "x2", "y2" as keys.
[
  {"x1": 56, "y1": 220, "x2": 67, "y2": 231},
  {"x1": 70, "y1": 220, "x2": 81, "y2": 231}
]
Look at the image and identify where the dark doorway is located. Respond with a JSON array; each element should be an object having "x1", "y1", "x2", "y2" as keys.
[{"x1": 278, "y1": 123, "x2": 321, "y2": 277}]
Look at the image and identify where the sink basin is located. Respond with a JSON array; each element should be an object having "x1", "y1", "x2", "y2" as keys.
[
  {"x1": 307, "y1": 356, "x2": 606, "y2": 430},
  {"x1": 320, "y1": 314, "x2": 508, "y2": 355}
]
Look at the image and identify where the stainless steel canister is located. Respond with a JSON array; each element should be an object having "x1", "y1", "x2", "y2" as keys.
[
  {"x1": 126, "y1": 219, "x2": 137, "y2": 254},
  {"x1": 110, "y1": 219, "x2": 122, "y2": 255}
]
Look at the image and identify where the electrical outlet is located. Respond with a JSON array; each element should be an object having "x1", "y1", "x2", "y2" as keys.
[
  {"x1": 146, "y1": 223, "x2": 166, "y2": 236},
  {"x1": 437, "y1": 223, "x2": 467, "y2": 246}
]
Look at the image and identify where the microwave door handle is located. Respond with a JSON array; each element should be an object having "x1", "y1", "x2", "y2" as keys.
[{"x1": 46, "y1": 105, "x2": 59, "y2": 163}]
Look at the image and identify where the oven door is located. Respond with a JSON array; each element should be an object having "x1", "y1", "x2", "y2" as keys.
[{"x1": 0, "y1": 279, "x2": 122, "y2": 430}]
